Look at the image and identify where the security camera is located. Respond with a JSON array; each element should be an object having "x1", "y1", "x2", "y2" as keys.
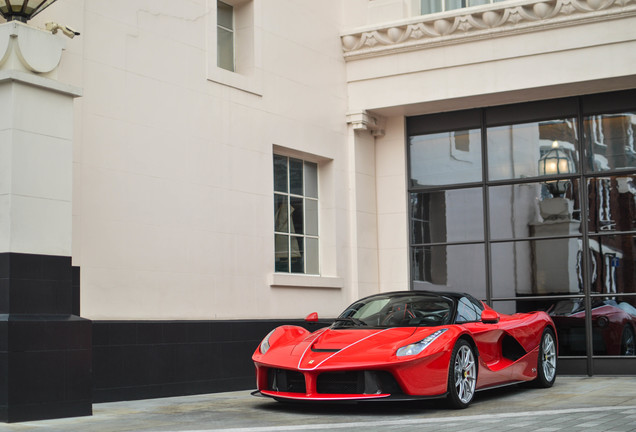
[{"x1": 45, "y1": 22, "x2": 81, "y2": 39}]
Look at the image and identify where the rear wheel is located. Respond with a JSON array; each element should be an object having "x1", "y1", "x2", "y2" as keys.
[
  {"x1": 535, "y1": 327, "x2": 557, "y2": 387},
  {"x1": 621, "y1": 325, "x2": 635, "y2": 356},
  {"x1": 447, "y1": 339, "x2": 477, "y2": 409}
]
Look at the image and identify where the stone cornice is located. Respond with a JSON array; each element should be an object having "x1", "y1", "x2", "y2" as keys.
[{"x1": 341, "y1": 0, "x2": 636, "y2": 60}]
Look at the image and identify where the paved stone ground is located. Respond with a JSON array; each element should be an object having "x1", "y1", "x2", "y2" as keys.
[{"x1": 1, "y1": 376, "x2": 635, "y2": 432}]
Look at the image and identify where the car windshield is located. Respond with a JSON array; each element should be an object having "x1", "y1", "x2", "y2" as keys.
[{"x1": 333, "y1": 293, "x2": 453, "y2": 328}]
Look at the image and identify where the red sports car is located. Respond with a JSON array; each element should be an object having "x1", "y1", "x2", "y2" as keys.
[{"x1": 252, "y1": 291, "x2": 557, "y2": 408}]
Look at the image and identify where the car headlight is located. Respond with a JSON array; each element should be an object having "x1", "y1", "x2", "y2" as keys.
[
  {"x1": 396, "y1": 329, "x2": 447, "y2": 357},
  {"x1": 260, "y1": 329, "x2": 276, "y2": 354}
]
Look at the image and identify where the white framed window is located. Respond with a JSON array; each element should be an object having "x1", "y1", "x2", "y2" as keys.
[
  {"x1": 206, "y1": 0, "x2": 262, "y2": 95},
  {"x1": 273, "y1": 155, "x2": 319, "y2": 275},
  {"x1": 217, "y1": 1, "x2": 235, "y2": 72},
  {"x1": 419, "y1": 0, "x2": 503, "y2": 15}
]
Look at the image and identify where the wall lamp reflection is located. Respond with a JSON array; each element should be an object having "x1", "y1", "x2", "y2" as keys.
[{"x1": 538, "y1": 141, "x2": 575, "y2": 197}]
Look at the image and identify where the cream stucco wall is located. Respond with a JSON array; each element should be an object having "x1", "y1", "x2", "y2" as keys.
[
  {"x1": 23, "y1": 0, "x2": 372, "y2": 320},
  {"x1": 16, "y1": 0, "x2": 636, "y2": 320}
]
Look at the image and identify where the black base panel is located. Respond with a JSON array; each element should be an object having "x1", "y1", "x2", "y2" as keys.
[
  {"x1": 92, "y1": 319, "x2": 327, "y2": 403},
  {"x1": 0, "y1": 400, "x2": 92, "y2": 423}
]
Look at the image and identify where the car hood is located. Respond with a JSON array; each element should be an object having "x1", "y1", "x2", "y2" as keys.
[{"x1": 264, "y1": 326, "x2": 442, "y2": 370}]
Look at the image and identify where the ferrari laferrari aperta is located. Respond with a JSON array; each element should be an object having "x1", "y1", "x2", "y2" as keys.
[{"x1": 252, "y1": 291, "x2": 557, "y2": 408}]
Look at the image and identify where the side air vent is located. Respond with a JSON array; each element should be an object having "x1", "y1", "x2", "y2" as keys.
[{"x1": 502, "y1": 334, "x2": 527, "y2": 361}]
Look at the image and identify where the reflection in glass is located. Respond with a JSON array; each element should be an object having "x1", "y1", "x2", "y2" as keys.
[
  {"x1": 584, "y1": 112, "x2": 636, "y2": 172},
  {"x1": 489, "y1": 180, "x2": 581, "y2": 240},
  {"x1": 548, "y1": 297, "x2": 636, "y2": 356},
  {"x1": 409, "y1": 129, "x2": 482, "y2": 187},
  {"x1": 273, "y1": 155, "x2": 287, "y2": 193},
  {"x1": 546, "y1": 298, "x2": 589, "y2": 356},
  {"x1": 588, "y1": 235, "x2": 636, "y2": 295},
  {"x1": 410, "y1": 188, "x2": 484, "y2": 244},
  {"x1": 289, "y1": 158, "x2": 303, "y2": 195},
  {"x1": 289, "y1": 197, "x2": 304, "y2": 235},
  {"x1": 588, "y1": 176, "x2": 636, "y2": 233},
  {"x1": 491, "y1": 238, "x2": 583, "y2": 298},
  {"x1": 275, "y1": 234, "x2": 289, "y2": 272},
  {"x1": 411, "y1": 244, "x2": 486, "y2": 299},
  {"x1": 290, "y1": 236, "x2": 304, "y2": 273},
  {"x1": 487, "y1": 118, "x2": 579, "y2": 181}
]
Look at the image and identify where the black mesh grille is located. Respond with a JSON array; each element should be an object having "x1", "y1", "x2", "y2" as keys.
[
  {"x1": 316, "y1": 370, "x2": 402, "y2": 395},
  {"x1": 268, "y1": 369, "x2": 306, "y2": 393}
]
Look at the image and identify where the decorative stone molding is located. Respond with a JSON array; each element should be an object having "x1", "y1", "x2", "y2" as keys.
[
  {"x1": 341, "y1": 0, "x2": 636, "y2": 60},
  {"x1": 347, "y1": 110, "x2": 386, "y2": 137},
  {"x1": 0, "y1": 21, "x2": 65, "y2": 75}
]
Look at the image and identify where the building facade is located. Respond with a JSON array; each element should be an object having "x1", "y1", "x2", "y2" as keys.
[{"x1": 1, "y1": 0, "x2": 635, "y2": 422}]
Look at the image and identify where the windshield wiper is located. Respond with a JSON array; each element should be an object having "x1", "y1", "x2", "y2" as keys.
[{"x1": 333, "y1": 317, "x2": 367, "y2": 326}]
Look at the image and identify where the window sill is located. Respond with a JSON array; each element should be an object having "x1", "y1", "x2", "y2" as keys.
[
  {"x1": 207, "y1": 66, "x2": 262, "y2": 96},
  {"x1": 269, "y1": 273, "x2": 344, "y2": 290}
]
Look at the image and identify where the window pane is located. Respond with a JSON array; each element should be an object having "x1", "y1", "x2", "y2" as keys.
[
  {"x1": 305, "y1": 199, "x2": 318, "y2": 236},
  {"x1": 273, "y1": 155, "x2": 287, "y2": 193},
  {"x1": 491, "y1": 238, "x2": 583, "y2": 298},
  {"x1": 446, "y1": 0, "x2": 466, "y2": 11},
  {"x1": 468, "y1": 0, "x2": 490, "y2": 6},
  {"x1": 411, "y1": 244, "x2": 486, "y2": 299},
  {"x1": 275, "y1": 234, "x2": 289, "y2": 272},
  {"x1": 290, "y1": 196, "x2": 304, "y2": 234},
  {"x1": 409, "y1": 129, "x2": 482, "y2": 186},
  {"x1": 489, "y1": 180, "x2": 582, "y2": 240},
  {"x1": 306, "y1": 238, "x2": 319, "y2": 275},
  {"x1": 217, "y1": 27, "x2": 234, "y2": 71},
  {"x1": 217, "y1": 1, "x2": 233, "y2": 29},
  {"x1": 289, "y1": 158, "x2": 303, "y2": 195},
  {"x1": 274, "y1": 194, "x2": 288, "y2": 233},
  {"x1": 487, "y1": 119, "x2": 579, "y2": 181},
  {"x1": 588, "y1": 235, "x2": 636, "y2": 295},
  {"x1": 290, "y1": 236, "x2": 304, "y2": 273},
  {"x1": 421, "y1": 0, "x2": 443, "y2": 14},
  {"x1": 588, "y1": 176, "x2": 636, "y2": 233},
  {"x1": 305, "y1": 162, "x2": 318, "y2": 198},
  {"x1": 410, "y1": 188, "x2": 484, "y2": 244},
  {"x1": 584, "y1": 112, "x2": 636, "y2": 172}
]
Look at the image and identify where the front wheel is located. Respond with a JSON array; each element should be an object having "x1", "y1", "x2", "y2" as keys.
[
  {"x1": 447, "y1": 339, "x2": 477, "y2": 409},
  {"x1": 535, "y1": 327, "x2": 557, "y2": 387}
]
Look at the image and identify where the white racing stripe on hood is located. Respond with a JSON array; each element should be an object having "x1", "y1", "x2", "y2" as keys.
[{"x1": 297, "y1": 328, "x2": 392, "y2": 371}]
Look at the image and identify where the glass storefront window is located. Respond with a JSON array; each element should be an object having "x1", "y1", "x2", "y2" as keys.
[
  {"x1": 409, "y1": 129, "x2": 482, "y2": 186},
  {"x1": 489, "y1": 180, "x2": 582, "y2": 240},
  {"x1": 408, "y1": 91, "x2": 636, "y2": 369},
  {"x1": 411, "y1": 244, "x2": 486, "y2": 300},
  {"x1": 487, "y1": 119, "x2": 579, "y2": 182},
  {"x1": 584, "y1": 112, "x2": 636, "y2": 172},
  {"x1": 410, "y1": 188, "x2": 484, "y2": 244}
]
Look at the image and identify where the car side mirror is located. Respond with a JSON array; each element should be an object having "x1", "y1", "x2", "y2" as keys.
[
  {"x1": 305, "y1": 312, "x2": 319, "y2": 322},
  {"x1": 481, "y1": 309, "x2": 500, "y2": 324}
]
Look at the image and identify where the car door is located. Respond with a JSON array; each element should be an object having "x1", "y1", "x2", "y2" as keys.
[{"x1": 455, "y1": 296, "x2": 510, "y2": 388}]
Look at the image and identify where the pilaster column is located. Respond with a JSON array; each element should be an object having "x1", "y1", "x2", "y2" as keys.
[{"x1": 0, "y1": 21, "x2": 91, "y2": 423}]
